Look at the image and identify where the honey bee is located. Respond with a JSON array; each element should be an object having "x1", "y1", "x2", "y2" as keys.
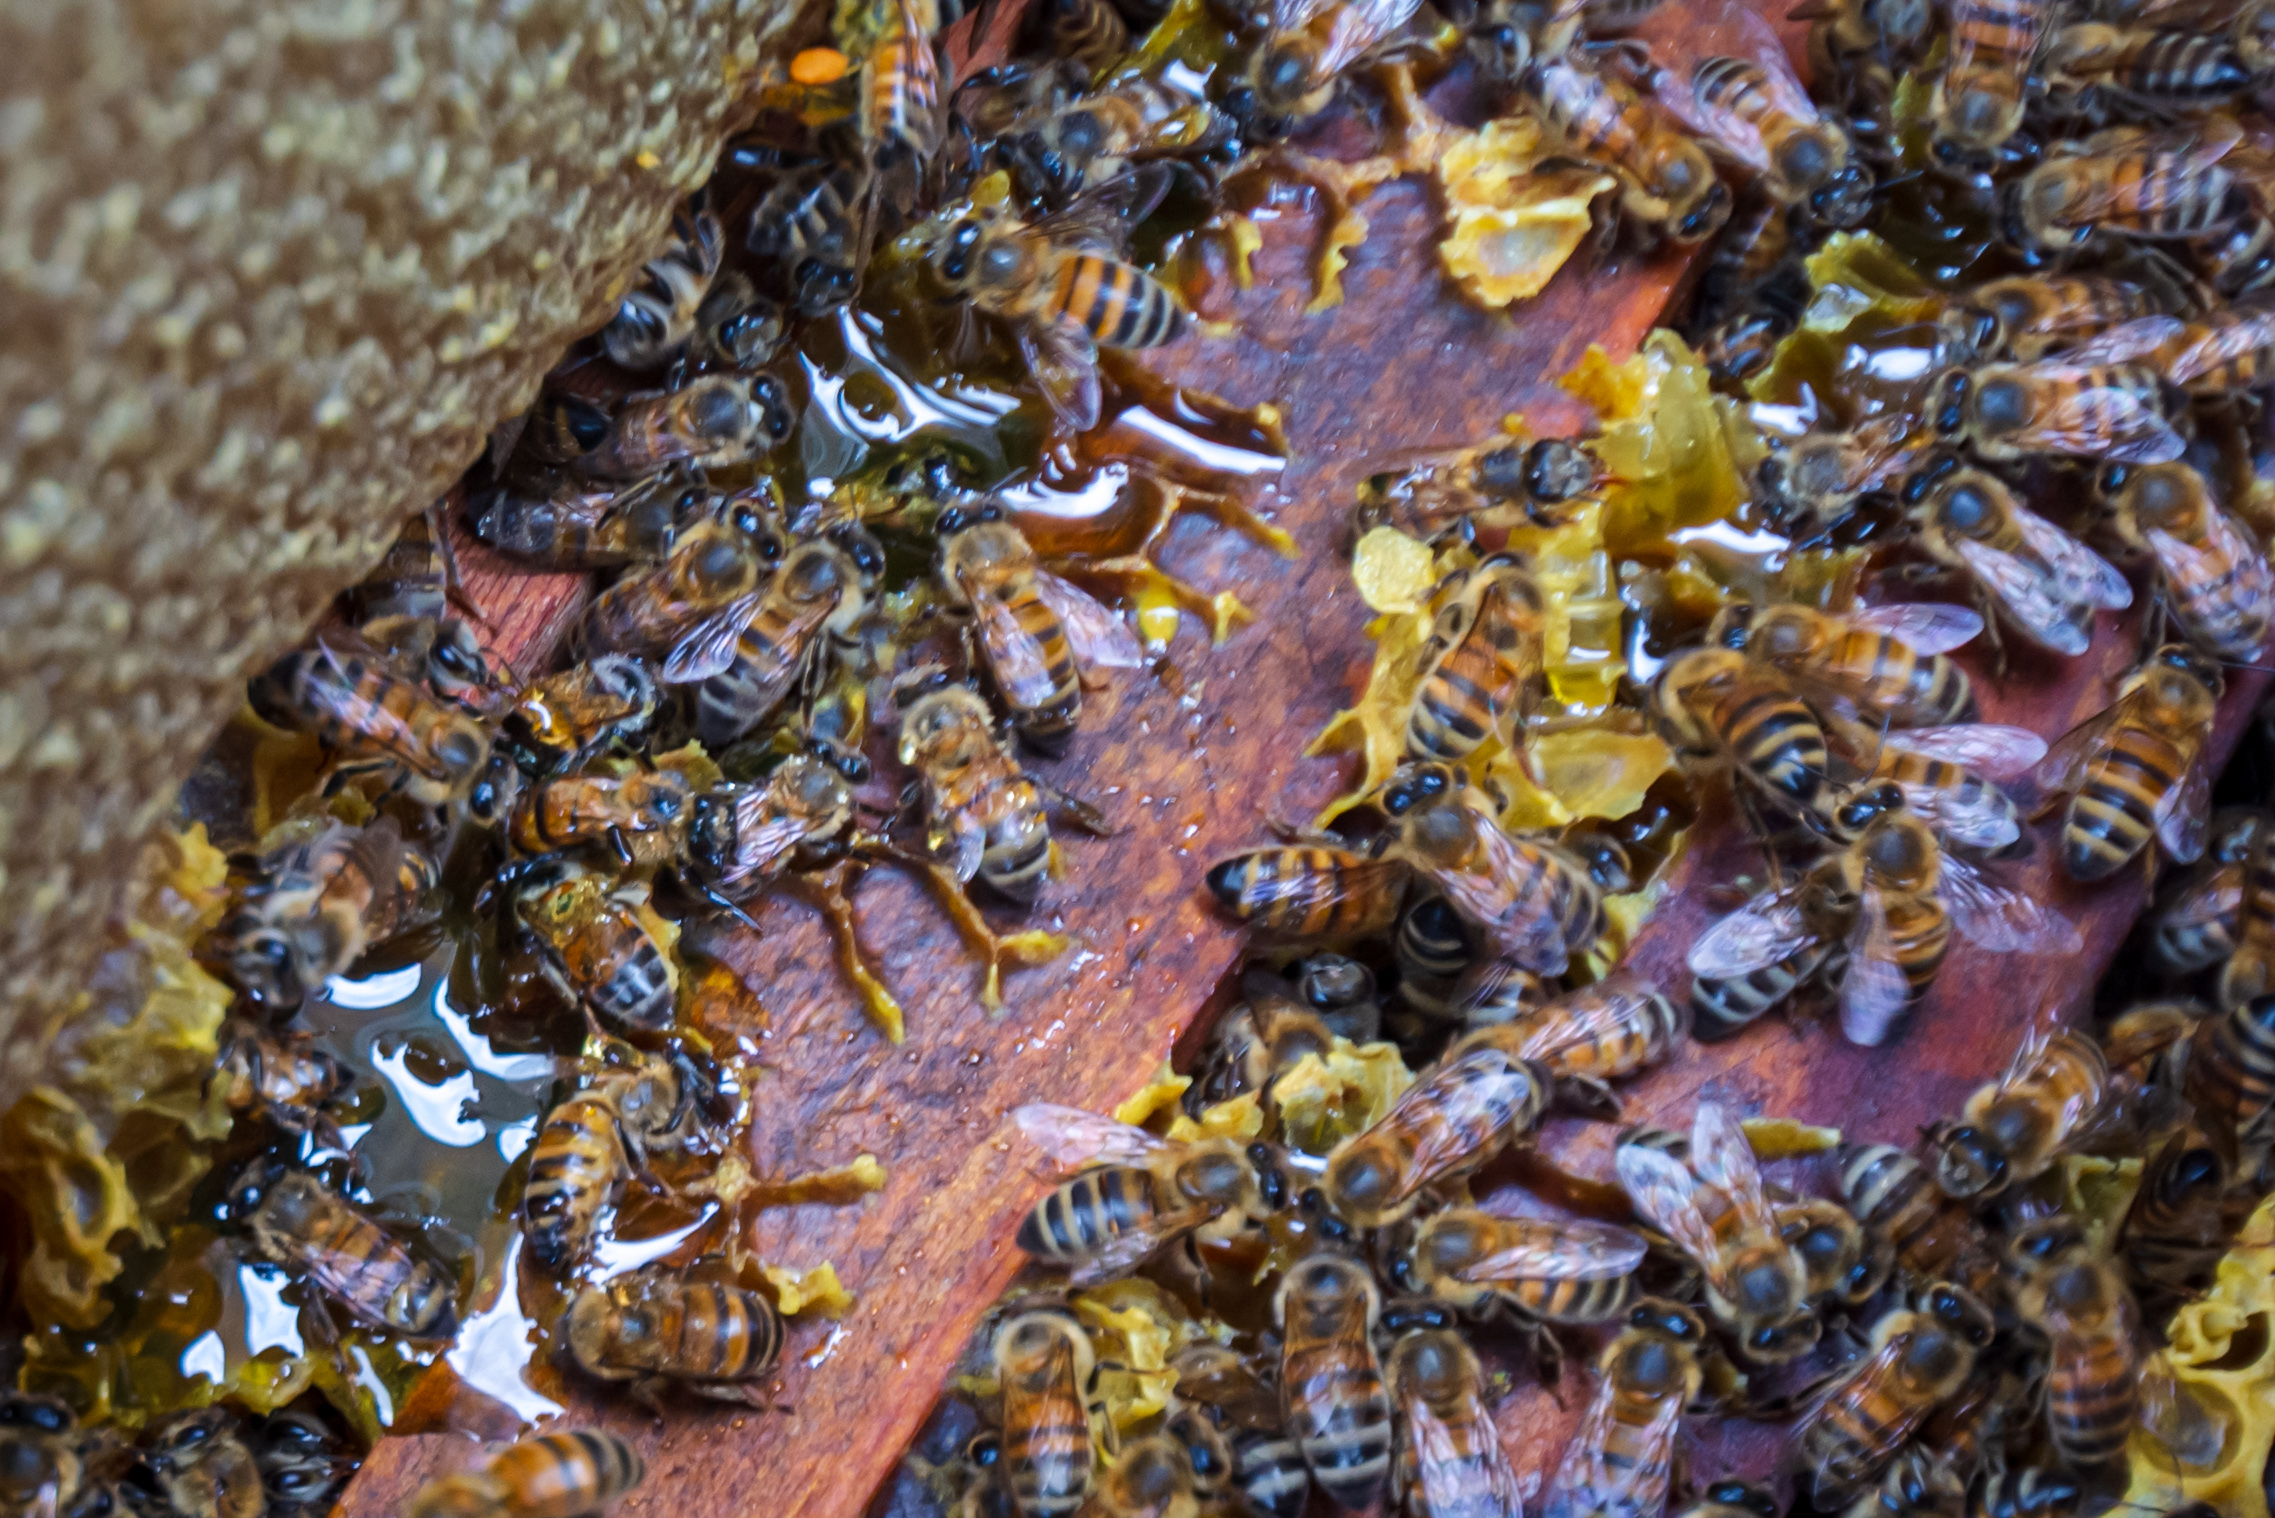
[
  {"x1": 249, "y1": 632, "x2": 497, "y2": 807},
  {"x1": 1843, "y1": 725, "x2": 2047, "y2": 855},
  {"x1": 143, "y1": 1413, "x2": 263, "y2": 1518},
  {"x1": 681, "y1": 743, "x2": 868, "y2": 902},
  {"x1": 566, "y1": 1264, "x2": 783, "y2": 1408},
  {"x1": 212, "y1": 1026, "x2": 351, "y2": 1136},
  {"x1": 1845, "y1": 1449, "x2": 1966, "y2": 1518},
  {"x1": 1246, "y1": 0, "x2": 1426, "y2": 120},
  {"x1": 403, "y1": 1432, "x2": 644, "y2": 1518},
  {"x1": 2041, "y1": 24, "x2": 2258, "y2": 114},
  {"x1": 582, "y1": 518, "x2": 786, "y2": 665},
  {"x1": 1712, "y1": 601, "x2": 1981, "y2": 730},
  {"x1": 1797, "y1": 1282, "x2": 1996, "y2": 1503},
  {"x1": 501, "y1": 656, "x2": 662, "y2": 775},
  {"x1": 1082, "y1": 1441, "x2": 1196, "y2": 1518},
  {"x1": 1521, "y1": 51, "x2": 1733, "y2": 245},
  {"x1": 524, "y1": 1052, "x2": 710, "y2": 1271},
  {"x1": 746, "y1": 161, "x2": 871, "y2": 318},
  {"x1": 996, "y1": 1311, "x2": 1098, "y2": 1518},
  {"x1": 1322, "y1": 1034, "x2": 1547, "y2": 1227},
  {"x1": 345, "y1": 507, "x2": 499, "y2": 714},
  {"x1": 1902, "y1": 457, "x2": 2135, "y2": 658},
  {"x1": 2119, "y1": 1125, "x2": 2241, "y2": 1300},
  {"x1": 1540, "y1": 1300, "x2": 1706, "y2": 1518},
  {"x1": 1660, "y1": 0, "x2": 1872, "y2": 225},
  {"x1": 2153, "y1": 299, "x2": 2275, "y2": 401},
  {"x1": 250, "y1": 1412, "x2": 351, "y2": 1518},
  {"x1": 2035, "y1": 642, "x2": 2224, "y2": 882},
  {"x1": 2147, "y1": 809, "x2": 2265, "y2": 975},
  {"x1": 1010, "y1": 1103, "x2": 1269, "y2": 1282},
  {"x1": 936, "y1": 502, "x2": 1147, "y2": 752},
  {"x1": 863, "y1": 0, "x2": 943, "y2": 200},
  {"x1": 677, "y1": 527, "x2": 885, "y2": 746},
  {"x1": 1406, "y1": 1206, "x2": 1647, "y2": 1328},
  {"x1": 1002, "y1": 76, "x2": 1232, "y2": 207},
  {"x1": 1965, "y1": 273, "x2": 2172, "y2": 363},
  {"x1": 1165, "y1": 1348, "x2": 1309, "y2": 1518},
  {"x1": 1354, "y1": 440, "x2": 1604, "y2": 546},
  {"x1": 511, "y1": 768, "x2": 694, "y2": 869},
  {"x1": 1689, "y1": 939, "x2": 1836, "y2": 1042},
  {"x1": 2096, "y1": 461, "x2": 2272, "y2": 660},
  {"x1": 1836, "y1": 1145, "x2": 1992, "y2": 1288},
  {"x1": 503, "y1": 855, "x2": 678, "y2": 1034},
  {"x1": 1275, "y1": 1256, "x2": 1393, "y2": 1512},
  {"x1": 1929, "y1": 352, "x2": 2187, "y2": 466},
  {"x1": 2006, "y1": 1224, "x2": 2144, "y2": 1470},
  {"x1": 2004, "y1": 118, "x2": 2252, "y2": 252},
  {"x1": 1931, "y1": 1023, "x2": 2113, "y2": 1198},
  {"x1": 692, "y1": 272, "x2": 787, "y2": 372},
  {"x1": 1652, "y1": 646, "x2": 1835, "y2": 832},
  {"x1": 601, "y1": 196, "x2": 724, "y2": 371},
  {"x1": 899, "y1": 669, "x2": 1071, "y2": 903},
  {"x1": 2180, "y1": 994, "x2": 2275, "y2": 1140},
  {"x1": 214, "y1": 816, "x2": 441, "y2": 1010},
  {"x1": 1782, "y1": 1197, "x2": 1889, "y2": 1308},
  {"x1": 1384, "y1": 1329, "x2": 1521, "y2": 1518},
  {"x1": 1615, "y1": 1102, "x2": 1816, "y2": 1361},
  {"x1": 468, "y1": 471, "x2": 733, "y2": 570},
  {"x1": 1673, "y1": 1482, "x2": 1779, "y2": 1518},
  {"x1": 1208, "y1": 842, "x2": 1407, "y2": 945},
  {"x1": 1930, "y1": 0, "x2": 2054, "y2": 154},
  {"x1": 231, "y1": 1161, "x2": 456, "y2": 1339},
  {"x1": 914, "y1": 180, "x2": 1186, "y2": 434},
  {"x1": 1404, "y1": 557, "x2": 1548, "y2": 767},
  {"x1": 1470, "y1": 975, "x2": 1685, "y2": 1106},
  {"x1": 572, "y1": 373, "x2": 798, "y2": 481}
]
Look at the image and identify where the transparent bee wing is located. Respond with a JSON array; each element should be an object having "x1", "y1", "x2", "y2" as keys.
[
  {"x1": 1845, "y1": 602, "x2": 1984, "y2": 655},
  {"x1": 1065, "y1": 1204, "x2": 1219, "y2": 1285},
  {"x1": 1614, "y1": 1142, "x2": 1725, "y2": 1287},
  {"x1": 2034, "y1": 690, "x2": 2140, "y2": 796},
  {"x1": 1410, "y1": 822, "x2": 1574, "y2": 975},
  {"x1": 1407, "y1": 1381, "x2": 1524, "y2": 1518},
  {"x1": 2156, "y1": 759, "x2": 2213, "y2": 863},
  {"x1": 2011, "y1": 506, "x2": 2134, "y2": 610},
  {"x1": 1836, "y1": 887, "x2": 1913, "y2": 1048},
  {"x1": 1018, "y1": 314, "x2": 1103, "y2": 436},
  {"x1": 1035, "y1": 571, "x2": 1149, "y2": 669},
  {"x1": 1222, "y1": 848, "x2": 1408, "y2": 929},
  {"x1": 1270, "y1": 0, "x2": 1339, "y2": 40},
  {"x1": 1308, "y1": 0, "x2": 1430, "y2": 79},
  {"x1": 657, "y1": 592, "x2": 767, "y2": 683},
  {"x1": 2024, "y1": 373, "x2": 2187, "y2": 465},
  {"x1": 2056, "y1": 314, "x2": 2188, "y2": 366},
  {"x1": 1687, "y1": 882, "x2": 1817, "y2": 978},
  {"x1": 2155, "y1": 860, "x2": 2244, "y2": 941},
  {"x1": 1940, "y1": 854, "x2": 2081, "y2": 955},
  {"x1": 965, "y1": 571, "x2": 1065, "y2": 711},
  {"x1": 1888, "y1": 774, "x2": 2021, "y2": 852},
  {"x1": 2171, "y1": 307, "x2": 2275, "y2": 392},
  {"x1": 1544, "y1": 1349, "x2": 1682, "y2": 1518},
  {"x1": 2149, "y1": 520, "x2": 2273, "y2": 658},
  {"x1": 1453, "y1": 1215, "x2": 1651, "y2": 1280},
  {"x1": 934, "y1": 809, "x2": 989, "y2": 883},
  {"x1": 1013, "y1": 1103, "x2": 1171, "y2": 1166},
  {"x1": 1953, "y1": 537, "x2": 2094, "y2": 656},
  {"x1": 1883, "y1": 723, "x2": 2048, "y2": 778},
  {"x1": 1029, "y1": 166, "x2": 1178, "y2": 252},
  {"x1": 710, "y1": 792, "x2": 814, "y2": 890},
  {"x1": 1690, "y1": 1100, "x2": 1780, "y2": 1236}
]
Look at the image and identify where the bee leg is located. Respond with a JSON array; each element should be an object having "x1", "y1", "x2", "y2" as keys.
[
  {"x1": 607, "y1": 828, "x2": 638, "y2": 871},
  {"x1": 692, "y1": 881, "x2": 765, "y2": 936},
  {"x1": 1550, "y1": 1073, "x2": 1622, "y2": 1122},
  {"x1": 1034, "y1": 777, "x2": 1116, "y2": 836},
  {"x1": 631, "y1": 1377, "x2": 675, "y2": 1422},
  {"x1": 424, "y1": 504, "x2": 489, "y2": 628},
  {"x1": 318, "y1": 758, "x2": 394, "y2": 798}
]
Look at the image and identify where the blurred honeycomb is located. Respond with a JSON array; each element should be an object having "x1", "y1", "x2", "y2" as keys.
[{"x1": 0, "y1": 0, "x2": 804, "y2": 1098}]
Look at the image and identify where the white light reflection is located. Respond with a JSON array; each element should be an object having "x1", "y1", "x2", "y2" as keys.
[
  {"x1": 495, "y1": 1117, "x2": 537, "y2": 1164},
  {"x1": 590, "y1": 1207, "x2": 718, "y2": 1275},
  {"x1": 179, "y1": 1331, "x2": 226, "y2": 1386},
  {"x1": 323, "y1": 963, "x2": 424, "y2": 1010},
  {"x1": 433, "y1": 983, "x2": 556, "y2": 1083},
  {"x1": 1865, "y1": 346, "x2": 1934, "y2": 381},
  {"x1": 1118, "y1": 405, "x2": 1284, "y2": 478},
  {"x1": 444, "y1": 1236, "x2": 564, "y2": 1428},
  {"x1": 370, "y1": 1044, "x2": 486, "y2": 1148},
  {"x1": 997, "y1": 463, "x2": 1128, "y2": 523},
  {"x1": 346, "y1": 1344, "x2": 395, "y2": 1426},
  {"x1": 1671, "y1": 518, "x2": 1792, "y2": 559},
  {"x1": 239, "y1": 1264, "x2": 306, "y2": 1357}
]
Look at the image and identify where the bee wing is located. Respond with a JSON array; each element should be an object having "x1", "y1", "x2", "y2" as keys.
[
  {"x1": 2010, "y1": 506, "x2": 2134, "y2": 610},
  {"x1": 1225, "y1": 848, "x2": 1408, "y2": 932},
  {"x1": 1028, "y1": 167, "x2": 1177, "y2": 252},
  {"x1": 2155, "y1": 758, "x2": 2213, "y2": 864},
  {"x1": 1940, "y1": 853, "x2": 2082, "y2": 955},
  {"x1": 1844, "y1": 602, "x2": 1984, "y2": 655},
  {"x1": 1837, "y1": 886, "x2": 1912, "y2": 1048},
  {"x1": 2057, "y1": 315, "x2": 2187, "y2": 367},
  {"x1": 657, "y1": 592, "x2": 768, "y2": 683},
  {"x1": 708, "y1": 788, "x2": 813, "y2": 891},
  {"x1": 1269, "y1": 0, "x2": 1337, "y2": 39},
  {"x1": 1886, "y1": 774, "x2": 2022, "y2": 852},
  {"x1": 2170, "y1": 309, "x2": 2275, "y2": 391},
  {"x1": 1034, "y1": 572, "x2": 1149, "y2": 669},
  {"x1": 1545, "y1": 1354, "x2": 1681, "y2": 1518},
  {"x1": 963, "y1": 569, "x2": 1066, "y2": 712},
  {"x1": 1012, "y1": 1103, "x2": 1171, "y2": 1166},
  {"x1": 2025, "y1": 373, "x2": 2187, "y2": 465},
  {"x1": 1883, "y1": 723, "x2": 2048, "y2": 779},
  {"x1": 1419, "y1": 827, "x2": 1575, "y2": 976},
  {"x1": 1452, "y1": 1216, "x2": 1651, "y2": 1281},
  {"x1": 1687, "y1": 882, "x2": 1816, "y2": 978},
  {"x1": 1065, "y1": 1203, "x2": 1219, "y2": 1285},
  {"x1": 2149, "y1": 520, "x2": 2272, "y2": 656},
  {"x1": 1689, "y1": 1100, "x2": 1780, "y2": 1235},
  {"x1": 1406, "y1": 1384, "x2": 1524, "y2": 1518},
  {"x1": 1017, "y1": 315, "x2": 1104, "y2": 436},
  {"x1": 2034, "y1": 691, "x2": 2140, "y2": 796},
  {"x1": 1953, "y1": 538, "x2": 2094, "y2": 656},
  {"x1": 1614, "y1": 1142, "x2": 1727, "y2": 1289},
  {"x1": 1306, "y1": 0, "x2": 1429, "y2": 79}
]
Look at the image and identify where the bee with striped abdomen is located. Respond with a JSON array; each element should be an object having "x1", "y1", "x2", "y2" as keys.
[
  {"x1": 863, "y1": 0, "x2": 943, "y2": 208},
  {"x1": 1840, "y1": 724, "x2": 2044, "y2": 855},
  {"x1": 2036, "y1": 642, "x2": 2223, "y2": 882},
  {"x1": 2096, "y1": 460, "x2": 2272, "y2": 661},
  {"x1": 523, "y1": 1051, "x2": 711, "y2": 1272},
  {"x1": 1403, "y1": 557, "x2": 1548, "y2": 767},
  {"x1": 1521, "y1": 51, "x2": 1732, "y2": 245},
  {"x1": 249, "y1": 632, "x2": 496, "y2": 809},
  {"x1": 672, "y1": 526, "x2": 886, "y2": 747},
  {"x1": 2004, "y1": 117, "x2": 2252, "y2": 252},
  {"x1": 1966, "y1": 273, "x2": 2174, "y2": 362},
  {"x1": 681, "y1": 743, "x2": 867, "y2": 905},
  {"x1": 503, "y1": 855, "x2": 678, "y2": 1035},
  {"x1": 1615, "y1": 1102, "x2": 1817, "y2": 1362},
  {"x1": 231, "y1": 1161, "x2": 457, "y2": 1340},
  {"x1": 566, "y1": 1264, "x2": 784, "y2": 1408},
  {"x1": 212, "y1": 816, "x2": 441, "y2": 1011},
  {"x1": 897, "y1": 668, "x2": 1062, "y2": 904},
  {"x1": 571, "y1": 374, "x2": 797, "y2": 481},
  {"x1": 600, "y1": 196, "x2": 724, "y2": 372},
  {"x1": 1276, "y1": 1256, "x2": 1393, "y2": 1511},
  {"x1": 1797, "y1": 1282, "x2": 1995, "y2": 1504},
  {"x1": 1653, "y1": 646, "x2": 1835, "y2": 834},
  {"x1": 1929, "y1": 351, "x2": 2188, "y2": 466},
  {"x1": 1207, "y1": 834, "x2": 1408, "y2": 945},
  {"x1": 1540, "y1": 1300, "x2": 1705, "y2": 1518},
  {"x1": 996, "y1": 1311, "x2": 1098, "y2": 1518},
  {"x1": 1321, "y1": 1025, "x2": 1548, "y2": 1228},
  {"x1": 403, "y1": 1432, "x2": 643, "y2": 1518},
  {"x1": 2147, "y1": 809, "x2": 2265, "y2": 975},
  {"x1": 1406, "y1": 1206, "x2": 1646, "y2": 1334},
  {"x1": 1931, "y1": 0, "x2": 2055, "y2": 154},
  {"x1": 2181, "y1": 994, "x2": 2275, "y2": 1142},
  {"x1": 1356, "y1": 442, "x2": 1603, "y2": 547},
  {"x1": 582, "y1": 518, "x2": 786, "y2": 665},
  {"x1": 1001, "y1": 76, "x2": 1232, "y2": 209},
  {"x1": 1932, "y1": 1024, "x2": 2113, "y2": 1199},
  {"x1": 914, "y1": 174, "x2": 1184, "y2": 434},
  {"x1": 1690, "y1": 938, "x2": 1836, "y2": 1042},
  {"x1": 1713, "y1": 601, "x2": 1981, "y2": 730},
  {"x1": 2041, "y1": 24, "x2": 2259, "y2": 116},
  {"x1": 1836, "y1": 1145, "x2": 1993, "y2": 1290},
  {"x1": 1246, "y1": 0, "x2": 1426, "y2": 121},
  {"x1": 937, "y1": 502, "x2": 1147, "y2": 753},
  {"x1": 2119, "y1": 1125, "x2": 2243, "y2": 1301},
  {"x1": 1902, "y1": 456, "x2": 2135, "y2": 659},
  {"x1": 468, "y1": 472, "x2": 740, "y2": 570},
  {"x1": 1010, "y1": 1103, "x2": 1271, "y2": 1282},
  {"x1": 1468, "y1": 975, "x2": 1684, "y2": 1101},
  {"x1": 502, "y1": 657, "x2": 662, "y2": 776},
  {"x1": 1386, "y1": 1329, "x2": 1523, "y2": 1518},
  {"x1": 2006, "y1": 1223, "x2": 2146, "y2": 1471}
]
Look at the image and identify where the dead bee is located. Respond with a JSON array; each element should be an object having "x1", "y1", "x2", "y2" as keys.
[
  {"x1": 231, "y1": 1160, "x2": 457, "y2": 1340},
  {"x1": 566, "y1": 1264, "x2": 784, "y2": 1408}
]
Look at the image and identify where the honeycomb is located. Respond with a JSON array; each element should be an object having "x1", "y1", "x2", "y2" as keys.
[{"x1": 0, "y1": 0, "x2": 805, "y2": 1097}]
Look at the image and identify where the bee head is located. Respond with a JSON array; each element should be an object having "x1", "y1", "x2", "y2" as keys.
[
  {"x1": 1701, "y1": 1484, "x2": 1777, "y2": 1518},
  {"x1": 1808, "y1": 161, "x2": 1876, "y2": 229},
  {"x1": 1250, "y1": 41, "x2": 1317, "y2": 114},
  {"x1": 1933, "y1": 1123, "x2": 2006, "y2": 1197},
  {"x1": 1173, "y1": 1142, "x2": 1260, "y2": 1211},
  {"x1": 1928, "y1": 369, "x2": 1972, "y2": 437},
  {"x1": 1669, "y1": 176, "x2": 1732, "y2": 244},
  {"x1": 1379, "y1": 762, "x2": 1454, "y2": 817}
]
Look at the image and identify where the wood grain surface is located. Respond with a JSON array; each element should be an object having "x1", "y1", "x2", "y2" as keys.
[{"x1": 318, "y1": 12, "x2": 2261, "y2": 1518}]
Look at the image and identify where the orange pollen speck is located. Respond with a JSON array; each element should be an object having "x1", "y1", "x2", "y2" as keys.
[{"x1": 791, "y1": 47, "x2": 849, "y2": 84}]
